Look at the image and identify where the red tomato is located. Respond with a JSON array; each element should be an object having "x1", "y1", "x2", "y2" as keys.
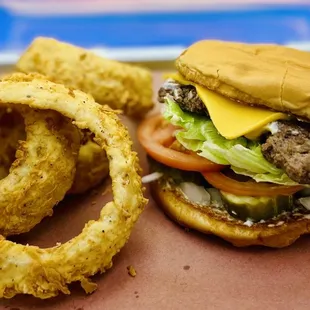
[
  {"x1": 137, "y1": 114, "x2": 224, "y2": 172},
  {"x1": 202, "y1": 171, "x2": 303, "y2": 196}
]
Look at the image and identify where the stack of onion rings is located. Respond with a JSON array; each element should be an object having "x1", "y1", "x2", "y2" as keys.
[
  {"x1": 11, "y1": 36, "x2": 154, "y2": 195},
  {"x1": 0, "y1": 73, "x2": 147, "y2": 299}
]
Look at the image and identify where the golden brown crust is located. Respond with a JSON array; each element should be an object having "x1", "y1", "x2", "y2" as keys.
[
  {"x1": 68, "y1": 139, "x2": 109, "y2": 194},
  {"x1": 0, "y1": 107, "x2": 80, "y2": 236},
  {"x1": 16, "y1": 37, "x2": 154, "y2": 117},
  {"x1": 176, "y1": 40, "x2": 310, "y2": 121},
  {"x1": 0, "y1": 74, "x2": 109, "y2": 195},
  {"x1": 150, "y1": 181, "x2": 310, "y2": 248},
  {"x1": 0, "y1": 72, "x2": 147, "y2": 299}
]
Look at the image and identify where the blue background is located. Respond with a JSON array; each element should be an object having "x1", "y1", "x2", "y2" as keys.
[{"x1": 0, "y1": 5, "x2": 310, "y2": 51}]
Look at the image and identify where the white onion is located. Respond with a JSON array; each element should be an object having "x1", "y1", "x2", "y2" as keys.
[
  {"x1": 141, "y1": 172, "x2": 163, "y2": 184},
  {"x1": 179, "y1": 182, "x2": 211, "y2": 205},
  {"x1": 207, "y1": 188, "x2": 223, "y2": 205},
  {"x1": 244, "y1": 219, "x2": 254, "y2": 227},
  {"x1": 299, "y1": 197, "x2": 310, "y2": 210},
  {"x1": 268, "y1": 122, "x2": 279, "y2": 135}
]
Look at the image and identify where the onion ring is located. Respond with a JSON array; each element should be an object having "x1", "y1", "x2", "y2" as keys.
[
  {"x1": 0, "y1": 108, "x2": 109, "y2": 195},
  {"x1": 0, "y1": 108, "x2": 25, "y2": 179},
  {"x1": 68, "y1": 137, "x2": 109, "y2": 194},
  {"x1": 0, "y1": 73, "x2": 147, "y2": 299},
  {"x1": 0, "y1": 106, "x2": 80, "y2": 236},
  {"x1": 17, "y1": 37, "x2": 154, "y2": 117}
]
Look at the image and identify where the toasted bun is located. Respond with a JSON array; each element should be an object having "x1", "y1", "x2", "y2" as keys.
[
  {"x1": 150, "y1": 180, "x2": 310, "y2": 248},
  {"x1": 176, "y1": 40, "x2": 310, "y2": 121}
]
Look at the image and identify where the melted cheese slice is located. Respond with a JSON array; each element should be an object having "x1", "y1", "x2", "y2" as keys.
[{"x1": 165, "y1": 73, "x2": 288, "y2": 139}]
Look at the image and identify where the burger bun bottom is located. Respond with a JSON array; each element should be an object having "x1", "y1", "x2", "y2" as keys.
[{"x1": 150, "y1": 181, "x2": 310, "y2": 248}]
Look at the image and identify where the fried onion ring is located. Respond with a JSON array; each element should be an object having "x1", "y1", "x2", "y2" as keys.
[
  {"x1": 0, "y1": 108, "x2": 109, "y2": 195},
  {"x1": 68, "y1": 137, "x2": 109, "y2": 194},
  {"x1": 0, "y1": 73, "x2": 147, "y2": 299},
  {"x1": 17, "y1": 37, "x2": 154, "y2": 117},
  {"x1": 0, "y1": 108, "x2": 25, "y2": 179},
  {"x1": 0, "y1": 106, "x2": 80, "y2": 237}
]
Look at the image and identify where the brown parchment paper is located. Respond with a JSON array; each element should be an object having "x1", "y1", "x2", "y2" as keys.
[{"x1": 1, "y1": 72, "x2": 310, "y2": 310}]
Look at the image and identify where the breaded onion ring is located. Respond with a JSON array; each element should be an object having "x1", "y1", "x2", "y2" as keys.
[
  {"x1": 68, "y1": 138, "x2": 109, "y2": 194},
  {"x1": 0, "y1": 108, "x2": 25, "y2": 179},
  {"x1": 0, "y1": 106, "x2": 80, "y2": 236},
  {"x1": 0, "y1": 73, "x2": 147, "y2": 299},
  {"x1": 0, "y1": 108, "x2": 109, "y2": 195},
  {"x1": 17, "y1": 37, "x2": 154, "y2": 117}
]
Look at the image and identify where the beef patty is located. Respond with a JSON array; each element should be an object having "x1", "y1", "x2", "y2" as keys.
[
  {"x1": 262, "y1": 121, "x2": 310, "y2": 184},
  {"x1": 158, "y1": 79, "x2": 208, "y2": 115}
]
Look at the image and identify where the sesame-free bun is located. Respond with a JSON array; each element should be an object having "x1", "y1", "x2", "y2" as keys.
[
  {"x1": 150, "y1": 180, "x2": 310, "y2": 248},
  {"x1": 176, "y1": 40, "x2": 310, "y2": 121}
]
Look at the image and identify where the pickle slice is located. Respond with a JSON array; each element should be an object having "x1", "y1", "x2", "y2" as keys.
[{"x1": 221, "y1": 191, "x2": 293, "y2": 222}]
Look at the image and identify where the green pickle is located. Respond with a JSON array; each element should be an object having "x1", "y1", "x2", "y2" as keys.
[{"x1": 220, "y1": 191, "x2": 294, "y2": 222}]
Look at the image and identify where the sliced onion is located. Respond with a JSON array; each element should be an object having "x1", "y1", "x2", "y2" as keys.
[
  {"x1": 141, "y1": 172, "x2": 163, "y2": 184},
  {"x1": 268, "y1": 122, "x2": 279, "y2": 135},
  {"x1": 207, "y1": 188, "x2": 223, "y2": 205},
  {"x1": 299, "y1": 197, "x2": 310, "y2": 210},
  {"x1": 244, "y1": 219, "x2": 254, "y2": 227},
  {"x1": 179, "y1": 182, "x2": 211, "y2": 205}
]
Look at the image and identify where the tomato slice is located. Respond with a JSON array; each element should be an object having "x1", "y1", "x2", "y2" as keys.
[
  {"x1": 202, "y1": 171, "x2": 304, "y2": 196},
  {"x1": 137, "y1": 114, "x2": 224, "y2": 172}
]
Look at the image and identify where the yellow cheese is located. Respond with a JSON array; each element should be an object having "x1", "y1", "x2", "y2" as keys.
[{"x1": 165, "y1": 73, "x2": 288, "y2": 140}]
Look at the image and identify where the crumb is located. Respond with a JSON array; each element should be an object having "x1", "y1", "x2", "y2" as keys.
[
  {"x1": 127, "y1": 265, "x2": 137, "y2": 277},
  {"x1": 183, "y1": 265, "x2": 190, "y2": 271},
  {"x1": 102, "y1": 186, "x2": 112, "y2": 196},
  {"x1": 79, "y1": 53, "x2": 86, "y2": 61},
  {"x1": 56, "y1": 242, "x2": 61, "y2": 246},
  {"x1": 68, "y1": 88, "x2": 75, "y2": 98},
  {"x1": 91, "y1": 201, "x2": 97, "y2": 205}
]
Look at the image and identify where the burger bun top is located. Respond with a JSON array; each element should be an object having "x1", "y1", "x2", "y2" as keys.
[{"x1": 176, "y1": 40, "x2": 310, "y2": 121}]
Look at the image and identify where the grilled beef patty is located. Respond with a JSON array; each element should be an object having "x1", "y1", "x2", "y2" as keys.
[
  {"x1": 158, "y1": 79, "x2": 208, "y2": 115},
  {"x1": 262, "y1": 121, "x2": 310, "y2": 184}
]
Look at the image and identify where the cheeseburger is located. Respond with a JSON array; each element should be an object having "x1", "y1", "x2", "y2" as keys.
[{"x1": 138, "y1": 40, "x2": 310, "y2": 248}]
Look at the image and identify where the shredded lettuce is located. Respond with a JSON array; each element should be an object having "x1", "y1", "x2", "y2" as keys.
[{"x1": 163, "y1": 97, "x2": 297, "y2": 185}]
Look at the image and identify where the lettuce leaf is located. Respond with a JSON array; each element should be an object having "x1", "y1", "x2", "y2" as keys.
[{"x1": 163, "y1": 97, "x2": 297, "y2": 185}]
